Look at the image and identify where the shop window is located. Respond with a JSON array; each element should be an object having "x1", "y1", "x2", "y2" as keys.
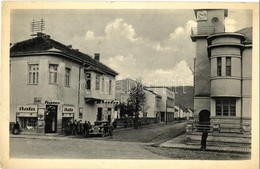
[
  {"x1": 49, "y1": 64, "x2": 58, "y2": 84},
  {"x1": 95, "y1": 74, "x2": 100, "y2": 90},
  {"x1": 215, "y1": 98, "x2": 236, "y2": 116},
  {"x1": 65, "y1": 68, "x2": 71, "y2": 86},
  {"x1": 28, "y1": 64, "x2": 39, "y2": 84},
  {"x1": 19, "y1": 117, "x2": 37, "y2": 130},
  {"x1": 85, "y1": 73, "x2": 91, "y2": 90},
  {"x1": 226, "y1": 57, "x2": 231, "y2": 76},
  {"x1": 217, "y1": 57, "x2": 222, "y2": 76}
]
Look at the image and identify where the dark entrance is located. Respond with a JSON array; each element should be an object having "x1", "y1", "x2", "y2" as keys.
[
  {"x1": 198, "y1": 109, "x2": 211, "y2": 131},
  {"x1": 45, "y1": 105, "x2": 58, "y2": 133},
  {"x1": 97, "y1": 108, "x2": 103, "y2": 121},
  {"x1": 107, "y1": 108, "x2": 112, "y2": 122}
]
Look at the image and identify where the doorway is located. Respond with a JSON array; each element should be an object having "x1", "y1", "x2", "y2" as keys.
[
  {"x1": 45, "y1": 105, "x2": 58, "y2": 133},
  {"x1": 198, "y1": 109, "x2": 211, "y2": 131},
  {"x1": 97, "y1": 108, "x2": 103, "y2": 121}
]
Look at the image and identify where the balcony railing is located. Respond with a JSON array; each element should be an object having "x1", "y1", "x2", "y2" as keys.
[{"x1": 191, "y1": 26, "x2": 215, "y2": 36}]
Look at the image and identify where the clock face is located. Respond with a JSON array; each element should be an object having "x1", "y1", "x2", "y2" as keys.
[{"x1": 197, "y1": 10, "x2": 207, "y2": 21}]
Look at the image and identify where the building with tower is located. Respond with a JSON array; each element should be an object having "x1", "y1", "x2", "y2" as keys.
[{"x1": 187, "y1": 9, "x2": 252, "y2": 144}]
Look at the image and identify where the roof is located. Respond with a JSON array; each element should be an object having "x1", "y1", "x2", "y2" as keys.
[
  {"x1": 10, "y1": 34, "x2": 118, "y2": 76},
  {"x1": 143, "y1": 88, "x2": 162, "y2": 98},
  {"x1": 236, "y1": 27, "x2": 252, "y2": 43}
]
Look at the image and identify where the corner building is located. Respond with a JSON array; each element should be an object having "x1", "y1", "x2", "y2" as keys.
[
  {"x1": 188, "y1": 9, "x2": 252, "y2": 142},
  {"x1": 10, "y1": 33, "x2": 118, "y2": 134}
]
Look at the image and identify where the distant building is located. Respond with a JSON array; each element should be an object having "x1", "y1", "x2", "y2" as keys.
[
  {"x1": 148, "y1": 86, "x2": 175, "y2": 122},
  {"x1": 10, "y1": 33, "x2": 118, "y2": 134},
  {"x1": 115, "y1": 79, "x2": 175, "y2": 122},
  {"x1": 188, "y1": 9, "x2": 252, "y2": 140}
]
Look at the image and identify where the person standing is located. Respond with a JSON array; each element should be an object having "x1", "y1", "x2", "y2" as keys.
[
  {"x1": 201, "y1": 129, "x2": 208, "y2": 151},
  {"x1": 13, "y1": 121, "x2": 20, "y2": 135},
  {"x1": 108, "y1": 123, "x2": 114, "y2": 138},
  {"x1": 72, "y1": 119, "x2": 77, "y2": 135}
]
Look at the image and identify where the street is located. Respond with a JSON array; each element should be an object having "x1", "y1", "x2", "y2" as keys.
[
  {"x1": 10, "y1": 137, "x2": 167, "y2": 159},
  {"x1": 10, "y1": 122, "x2": 185, "y2": 159},
  {"x1": 10, "y1": 122, "x2": 250, "y2": 160}
]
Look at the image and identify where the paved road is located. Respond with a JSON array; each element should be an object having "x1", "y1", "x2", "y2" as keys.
[
  {"x1": 10, "y1": 122, "x2": 187, "y2": 159},
  {"x1": 10, "y1": 137, "x2": 168, "y2": 159}
]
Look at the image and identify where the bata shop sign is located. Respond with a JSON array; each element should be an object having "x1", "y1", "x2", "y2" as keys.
[
  {"x1": 63, "y1": 106, "x2": 75, "y2": 113},
  {"x1": 17, "y1": 105, "x2": 37, "y2": 113}
]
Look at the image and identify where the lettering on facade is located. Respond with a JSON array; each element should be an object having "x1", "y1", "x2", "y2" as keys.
[
  {"x1": 63, "y1": 105, "x2": 75, "y2": 113},
  {"x1": 17, "y1": 105, "x2": 37, "y2": 113},
  {"x1": 45, "y1": 100, "x2": 60, "y2": 105}
]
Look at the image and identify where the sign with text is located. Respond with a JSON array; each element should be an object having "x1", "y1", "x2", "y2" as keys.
[
  {"x1": 17, "y1": 105, "x2": 37, "y2": 113},
  {"x1": 63, "y1": 105, "x2": 75, "y2": 113},
  {"x1": 45, "y1": 100, "x2": 61, "y2": 105}
]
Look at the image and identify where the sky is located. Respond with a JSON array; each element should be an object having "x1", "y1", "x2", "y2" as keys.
[{"x1": 10, "y1": 9, "x2": 252, "y2": 86}]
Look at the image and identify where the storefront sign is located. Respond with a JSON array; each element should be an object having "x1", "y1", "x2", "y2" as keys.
[
  {"x1": 79, "y1": 108, "x2": 83, "y2": 119},
  {"x1": 63, "y1": 105, "x2": 75, "y2": 113},
  {"x1": 45, "y1": 100, "x2": 61, "y2": 105},
  {"x1": 17, "y1": 112, "x2": 37, "y2": 117},
  {"x1": 17, "y1": 105, "x2": 37, "y2": 113},
  {"x1": 62, "y1": 113, "x2": 74, "y2": 117}
]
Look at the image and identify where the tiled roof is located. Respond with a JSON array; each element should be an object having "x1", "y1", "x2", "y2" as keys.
[{"x1": 10, "y1": 34, "x2": 118, "y2": 76}]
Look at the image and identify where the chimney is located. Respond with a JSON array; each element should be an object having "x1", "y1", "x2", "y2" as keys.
[
  {"x1": 94, "y1": 53, "x2": 100, "y2": 61},
  {"x1": 67, "y1": 45, "x2": 72, "y2": 48}
]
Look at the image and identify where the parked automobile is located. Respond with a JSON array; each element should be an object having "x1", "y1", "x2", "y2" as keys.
[{"x1": 88, "y1": 121, "x2": 110, "y2": 137}]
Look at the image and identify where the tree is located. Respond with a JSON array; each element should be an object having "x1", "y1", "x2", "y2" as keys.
[
  {"x1": 127, "y1": 82, "x2": 147, "y2": 129},
  {"x1": 115, "y1": 103, "x2": 134, "y2": 118}
]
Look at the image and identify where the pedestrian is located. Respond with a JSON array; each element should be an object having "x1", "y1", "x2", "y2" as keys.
[
  {"x1": 13, "y1": 121, "x2": 20, "y2": 135},
  {"x1": 83, "y1": 121, "x2": 87, "y2": 135},
  {"x1": 72, "y1": 119, "x2": 77, "y2": 135},
  {"x1": 108, "y1": 123, "x2": 114, "y2": 138},
  {"x1": 201, "y1": 129, "x2": 208, "y2": 151},
  {"x1": 77, "y1": 120, "x2": 82, "y2": 135}
]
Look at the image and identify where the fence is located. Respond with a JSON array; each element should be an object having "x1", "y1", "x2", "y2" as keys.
[{"x1": 114, "y1": 117, "x2": 159, "y2": 129}]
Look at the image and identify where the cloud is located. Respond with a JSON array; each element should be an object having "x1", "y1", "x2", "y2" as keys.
[
  {"x1": 106, "y1": 54, "x2": 139, "y2": 80},
  {"x1": 72, "y1": 18, "x2": 196, "y2": 86},
  {"x1": 84, "y1": 18, "x2": 141, "y2": 42},
  {"x1": 142, "y1": 60, "x2": 193, "y2": 86},
  {"x1": 105, "y1": 18, "x2": 141, "y2": 41},
  {"x1": 169, "y1": 20, "x2": 197, "y2": 40}
]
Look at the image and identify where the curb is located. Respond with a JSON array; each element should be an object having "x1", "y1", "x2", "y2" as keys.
[{"x1": 158, "y1": 143, "x2": 251, "y2": 154}]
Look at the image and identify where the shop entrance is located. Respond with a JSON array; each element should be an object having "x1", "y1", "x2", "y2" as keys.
[
  {"x1": 97, "y1": 108, "x2": 103, "y2": 121},
  {"x1": 45, "y1": 105, "x2": 58, "y2": 133}
]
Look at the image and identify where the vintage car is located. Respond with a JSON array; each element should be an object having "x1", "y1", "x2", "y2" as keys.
[{"x1": 88, "y1": 121, "x2": 110, "y2": 137}]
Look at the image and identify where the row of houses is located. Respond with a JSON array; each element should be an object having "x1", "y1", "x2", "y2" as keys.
[
  {"x1": 115, "y1": 78, "x2": 193, "y2": 122},
  {"x1": 10, "y1": 33, "x2": 193, "y2": 134}
]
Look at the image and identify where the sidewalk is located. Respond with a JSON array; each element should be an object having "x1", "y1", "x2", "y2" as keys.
[
  {"x1": 159, "y1": 135, "x2": 251, "y2": 154},
  {"x1": 10, "y1": 121, "x2": 180, "y2": 140}
]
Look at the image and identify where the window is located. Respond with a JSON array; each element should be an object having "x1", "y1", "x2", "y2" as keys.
[
  {"x1": 49, "y1": 64, "x2": 58, "y2": 84},
  {"x1": 216, "y1": 98, "x2": 236, "y2": 116},
  {"x1": 217, "y1": 57, "x2": 222, "y2": 76},
  {"x1": 28, "y1": 64, "x2": 39, "y2": 84},
  {"x1": 85, "y1": 73, "x2": 91, "y2": 90},
  {"x1": 65, "y1": 68, "x2": 70, "y2": 86},
  {"x1": 226, "y1": 57, "x2": 231, "y2": 76},
  {"x1": 95, "y1": 74, "x2": 100, "y2": 90},
  {"x1": 102, "y1": 78, "x2": 105, "y2": 93},
  {"x1": 109, "y1": 80, "x2": 112, "y2": 94}
]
